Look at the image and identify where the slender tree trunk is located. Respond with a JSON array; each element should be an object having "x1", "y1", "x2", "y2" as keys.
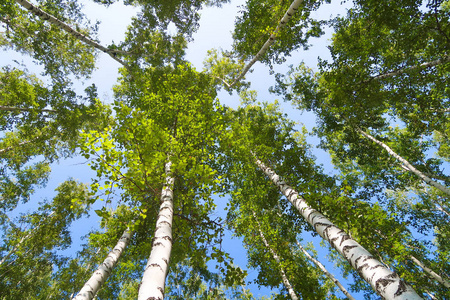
[
  {"x1": 13, "y1": 0, "x2": 129, "y2": 68},
  {"x1": 409, "y1": 256, "x2": 450, "y2": 288},
  {"x1": 229, "y1": 0, "x2": 304, "y2": 88},
  {"x1": 295, "y1": 241, "x2": 355, "y2": 300},
  {"x1": 138, "y1": 161, "x2": 174, "y2": 300},
  {"x1": 0, "y1": 211, "x2": 55, "y2": 266},
  {"x1": 252, "y1": 212, "x2": 299, "y2": 300},
  {"x1": 0, "y1": 105, "x2": 57, "y2": 113},
  {"x1": 72, "y1": 228, "x2": 133, "y2": 300},
  {"x1": 371, "y1": 56, "x2": 450, "y2": 81},
  {"x1": 253, "y1": 155, "x2": 423, "y2": 300},
  {"x1": 355, "y1": 127, "x2": 450, "y2": 197}
]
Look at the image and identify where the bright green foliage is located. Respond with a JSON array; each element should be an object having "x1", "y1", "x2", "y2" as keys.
[
  {"x1": 232, "y1": 0, "x2": 328, "y2": 66},
  {"x1": 0, "y1": 0, "x2": 97, "y2": 79},
  {"x1": 203, "y1": 48, "x2": 249, "y2": 93},
  {"x1": 93, "y1": 0, "x2": 230, "y2": 38},
  {"x1": 0, "y1": 179, "x2": 91, "y2": 299},
  {"x1": 2, "y1": 0, "x2": 449, "y2": 298}
]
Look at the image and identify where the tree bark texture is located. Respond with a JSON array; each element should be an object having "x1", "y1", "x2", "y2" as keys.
[
  {"x1": 230, "y1": 0, "x2": 304, "y2": 87},
  {"x1": 356, "y1": 127, "x2": 450, "y2": 197},
  {"x1": 138, "y1": 161, "x2": 174, "y2": 300},
  {"x1": 73, "y1": 228, "x2": 133, "y2": 300},
  {"x1": 253, "y1": 212, "x2": 299, "y2": 300},
  {"x1": 253, "y1": 156, "x2": 423, "y2": 300},
  {"x1": 14, "y1": 0, "x2": 128, "y2": 67},
  {"x1": 295, "y1": 241, "x2": 355, "y2": 300}
]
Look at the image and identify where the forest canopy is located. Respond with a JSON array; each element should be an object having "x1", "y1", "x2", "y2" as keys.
[{"x1": 0, "y1": 0, "x2": 449, "y2": 299}]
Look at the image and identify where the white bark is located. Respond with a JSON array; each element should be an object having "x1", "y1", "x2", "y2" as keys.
[
  {"x1": 253, "y1": 156, "x2": 423, "y2": 300},
  {"x1": 253, "y1": 213, "x2": 299, "y2": 300},
  {"x1": 73, "y1": 228, "x2": 133, "y2": 300},
  {"x1": 356, "y1": 127, "x2": 450, "y2": 197},
  {"x1": 138, "y1": 161, "x2": 174, "y2": 300},
  {"x1": 229, "y1": 0, "x2": 304, "y2": 88},
  {"x1": 0, "y1": 105, "x2": 57, "y2": 113},
  {"x1": 409, "y1": 255, "x2": 450, "y2": 289},
  {"x1": 14, "y1": 0, "x2": 128, "y2": 68},
  {"x1": 372, "y1": 56, "x2": 450, "y2": 81},
  {"x1": 295, "y1": 241, "x2": 355, "y2": 300}
]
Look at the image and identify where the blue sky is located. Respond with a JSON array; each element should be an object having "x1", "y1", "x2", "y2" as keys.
[{"x1": 1, "y1": 0, "x2": 365, "y2": 298}]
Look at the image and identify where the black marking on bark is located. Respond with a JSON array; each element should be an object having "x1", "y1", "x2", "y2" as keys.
[
  {"x1": 159, "y1": 220, "x2": 172, "y2": 227},
  {"x1": 393, "y1": 277, "x2": 407, "y2": 296},
  {"x1": 162, "y1": 258, "x2": 168, "y2": 265},
  {"x1": 148, "y1": 263, "x2": 163, "y2": 272},
  {"x1": 153, "y1": 242, "x2": 163, "y2": 247},
  {"x1": 146, "y1": 297, "x2": 162, "y2": 300},
  {"x1": 375, "y1": 276, "x2": 395, "y2": 293},
  {"x1": 287, "y1": 13, "x2": 292, "y2": 17},
  {"x1": 339, "y1": 234, "x2": 351, "y2": 246},
  {"x1": 342, "y1": 245, "x2": 357, "y2": 256},
  {"x1": 158, "y1": 287, "x2": 164, "y2": 296},
  {"x1": 162, "y1": 236, "x2": 172, "y2": 242}
]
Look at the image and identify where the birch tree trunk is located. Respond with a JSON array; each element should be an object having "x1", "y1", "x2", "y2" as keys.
[
  {"x1": 138, "y1": 161, "x2": 174, "y2": 300},
  {"x1": 0, "y1": 106, "x2": 57, "y2": 113},
  {"x1": 73, "y1": 228, "x2": 133, "y2": 300},
  {"x1": 252, "y1": 212, "x2": 299, "y2": 300},
  {"x1": 295, "y1": 241, "x2": 355, "y2": 300},
  {"x1": 0, "y1": 212, "x2": 55, "y2": 266},
  {"x1": 229, "y1": 0, "x2": 304, "y2": 88},
  {"x1": 13, "y1": 0, "x2": 128, "y2": 68},
  {"x1": 409, "y1": 256, "x2": 450, "y2": 288},
  {"x1": 371, "y1": 56, "x2": 450, "y2": 81},
  {"x1": 355, "y1": 127, "x2": 450, "y2": 197},
  {"x1": 253, "y1": 156, "x2": 423, "y2": 300}
]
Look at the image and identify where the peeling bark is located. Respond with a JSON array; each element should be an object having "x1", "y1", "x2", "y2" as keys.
[
  {"x1": 253, "y1": 212, "x2": 299, "y2": 300},
  {"x1": 138, "y1": 161, "x2": 174, "y2": 300},
  {"x1": 73, "y1": 228, "x2": 133, "y2": 300},
  {"x1": 295, "y1": 241, "x2": 356, "y2": 300},
  {"x1": 14, "y1": 0, "x2": 129, "y2": 68},
  {"x1": 253, "y1": 156, "x2": 423, "y2": 300},
  {"x1": 356, "y1": 127, "x2": 450, "y2": 197},
  {"x1": 229, "y1": 0, "x2": 304, "y2": 88}
]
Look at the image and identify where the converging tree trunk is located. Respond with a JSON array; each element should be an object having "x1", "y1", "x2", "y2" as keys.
[
  {"x1": 138, "y1": 161, "x2": 174, "y2": 300},
  {"x1": 229, "y1": 0, "x2": 304, "y2": 87},
  {"x1": 409, "y1": 256, "x2": 450, "y2": 289},
  {"x1": 253, "y1": 155, "x2": 423, "y2": 300},
  {"x1": 14, "y1": 0, "x2": 129, "y2": 68},
  {"x1": 295, "y1": 241, "x2": 355, "y2": 300},
  {"x1": 355, "y1": 127, "x2": 450, "y2": 198},
  {"x1": 253, "y1": 212, "x2": 299, "y2": 300},
  {"x1": 0, "y1": 106, "x2": 57, "y2": 113},
  {"x1": 73, "y1": 228, "x2": 133, "y2": 300},
  {"x1": 371, "y1": 56, "x2": 450, "y2": 81},
  {"x1": 0, "y1": 212, "x2": 55, "y2": 266}
]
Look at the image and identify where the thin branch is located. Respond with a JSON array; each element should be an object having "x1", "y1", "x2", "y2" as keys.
[
  {"x1": 355, "y1": 127, "x2": 450, "y2": 197},
  {"x1": 409, "y1": 255, "x2": 450, "y2": 288},
  {"x1": 295, "y1": 240, "x2": 356, "y2": 300},
  {"x1": 0, "y1": 105, "x2": 57, "y2": 113},
  {"x1": 229, "y1": 0, "x2": 304, "y2": 88},
  {"x1": 370, "y1": 56, "x2": 450, "y2": 81},
  {"x1": 14, "y1": 0, "x2": 130, "y2": 68},
  {"x1": 252, "y1": 212, "x2": 298, "y2": 300}
]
